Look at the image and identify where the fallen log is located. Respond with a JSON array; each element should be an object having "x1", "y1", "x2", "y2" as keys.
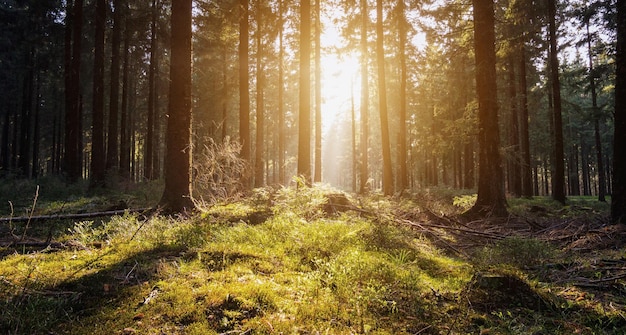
[{"x1": 0, "y1": 208, "x2": 152, "y2": 223}]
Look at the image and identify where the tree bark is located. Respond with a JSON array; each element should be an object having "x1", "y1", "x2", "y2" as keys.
[
  {"x1": 397, "y1": 0, "x2": 408, "y2": 192},
  {"x1": 314, "y1": 0, "x2": 322, "y2": 183},
  {"x1": 467, "y1": 0, "x2": 507, "y2": 217},
  {"x1": 298, "y1": 0, "x2": 312, "y2": 183},
  {"x1": 158, "y1": 0, "x2": 194, "y2": 213},
  {"x1": 254, "y1": 5, "x2": 265, "y2": 188},
  {"x1": 106, "y1": 0, "x2": 123, "y2": 173},
  {"x1": 612, "y1": 0, "x2": 626, "y2": 223},
  {"x1": 89, "y1": 0, "x2": 106, "y2": 189},
  {"x1": 359, "y1": 0, "x2": 369, "y2": 194},
  {"x1": 376, "y1": 0, "x2": 394, "y2": 195},
  {"x1": 64, "y1": 0, "x2": 83, "y2": 182},
  {"x1": 145, "y1": 0, "x2": 158, "y2": 180},
  {"x1": 239, "y1": 0, "x2": 251, "y2": 176},
  {"x1": 548, "y1": 0, "x2": 566, "y2": 204},
  {"x1": 278, "y1": 0, "x2": 286, "y2": 185},
  {"x1": 518, "y1": 41, "x2": 533, "y2": 197}
]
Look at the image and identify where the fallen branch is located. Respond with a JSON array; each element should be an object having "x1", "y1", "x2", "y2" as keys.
[{"x1": 0, "y1": 208, "x2": 152, "y2": 223}]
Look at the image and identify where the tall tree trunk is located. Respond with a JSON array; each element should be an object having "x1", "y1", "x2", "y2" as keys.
[
  {"x1": 254, "y1": 6, "x2": 265, "y2": 188},
  {"x1": 519, "y1": 41, "x2": 533, "y2": 197},
  {"x1": 376, "y1": 0, "x2": 394, "y2": 195},
  {"x1": 612, "y1": 0, "x2": 626, "y2": 223},
  {"x1": 90, "y1": 0, "x2": 106, "y2": 188},
  {"x1": 548, "y1": 0, "x2": 566, "y2": 204},
  {"x1": 145, "y1": 0, "x2": 158, "y2": 180},
  {"x1": 107, "y1": 0, "x2": 122, "y2": 173},
  {"x1": 298, "y1": 0, "x2": 312, "y2": 183},
  {"x1": 397, "y1": 0, "x2": 408, "y2": 191},
  {"x1": 120, "y1": 11, "x2": 131, "y2": 180},
  {"x1": 239, "y1": 0, "x2": 251, "y2": 176},
  {"x1": 507, "y1": 55, "x2": 521, "y2": 196},
  {"x1": 314, "y1": 0, "x2": 322, "y2": 183},
  {"x1": 159, "y1": 0, "x2": 194, "y2": 213},
  {"x1": 467, "y1": 0, "x2": 507, "y2": 217},
  {"x1": 359, "y1": 0, "x2": 369, "y2": 194},
  {"x1": 32, "y1": 71, "x2": 41, "y2": 178},
  {"x1": 585, "y1": 22, "x2": 606, "y2": 202},
  {"x1": 19, "y1": 50, "x2": 34, "y2": 177},
  {"x1": 64, "y1": 0, "x2": 83, "y2": 182},
  {"x1": 278, "y1": 0, "x2": 286, "y2": 185}
]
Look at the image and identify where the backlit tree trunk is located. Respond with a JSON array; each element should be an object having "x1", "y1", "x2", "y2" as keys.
[
  {"x1": 314, "y1": 0, "x2": 322, "y2": 183},
  {"x1": 89, "y1": 0, "x2": 106, "y2": 189},
  {"x1": 548, "y1": 0, "x2": 566, "y2": 204},
  {"x1": 359, "y1": 0, "x2": 369, "y2": 194},
  {"x1": 106, "y1": 0, "x2": 122, "y2": 173},
  {"x1": 467, "y1": 0, "x2": 507, "y2": 217},
  {"x1": 298, "y1": 0, "x2": 312, "y2": 183},
  {"x1": 376, "y1": 0, "x2": 394, "y2": 196},
  {"x1": 64, "y1": 0, "x2": 83, "y2": 182},
  {"x1": 612, "y1": 0, "x2": 626, "y2": 223},
  {"x1": 158, "y1": 0, "x2": 194, "y2": 213},
  {"x1": 239, "y1": 0, "x2": 251, "y2": 177}
]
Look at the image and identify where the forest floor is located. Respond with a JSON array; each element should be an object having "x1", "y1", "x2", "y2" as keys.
[{"x1": 0, "y1": 178, "x2": 625, "y2": 334}]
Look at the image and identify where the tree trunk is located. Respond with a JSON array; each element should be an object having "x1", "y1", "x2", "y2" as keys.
[
  {"x1": 359, "y1": 0, "x2": 369, "y2": 194},
  {"x1": 507, "y1": 55, "x2": 521, "y2": 197},
  {"x1": 19, "y1": 50, "x2": 34, "y2": 177},
  {"x1": 278, "y1": 0, "x2": 286, "y2": 185},
  {"x1": 89, "y1": 0, "x2": 106, "y2": 189},
  {"x1": 107, "y1": 0, "x2": 122, "y2": 173},
  {"x1": 376, "y1": 0, "x2": 394, "y2": 196},
  {"x1": 120, "y1": 10, "x2": 131, "y2": 180},
  {"x1": 612, "y1": 0, "x2": 626, "y2": 223},
  {"x1": 314, "y1": 0, "x2": 322, "y2": 183},
  {"x1": 32, "y1": 71, "x2": 41, "y2": 178},
  {"x1": 298, "y1": 0, "x2": 312, "y2": 183},
  {"x1": 64, "y1": 0, "x2": 83, "y2": 182},
  {"x1": 254, "y1": 6, "x2": 265, "y2": 188},
  {"x1": 467, "y1": 0, "x2": 507, "y2": 217},
  {"x1": 519, "y1": 41, "x2": 533, "y2": 197},
  {"x1": 548, "y1": 0, "x2": 566, "y2": 204},
  {"x1": 397, "y1": 0, "x2": 408, "y2": 191},
  {"x1": 145, "y1": 0, "x2": 158, "y2": 180},
  {"x1": 158, "y1": 0, "x2": 194, "y2": 213},
  {"x1": 239, "y1": 0, "x2": 251, "y2": 175}
]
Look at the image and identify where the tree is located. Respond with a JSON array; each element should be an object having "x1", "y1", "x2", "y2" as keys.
[
  {"x1": 314, "y1": 0, "x2": 322, "y2": 183},
  {"x1": 466, "y1": 0, "x2": 507, "y2": 217},
  {"x1": 396, "y1": 0, "x2": 409, "y2": 192},
  {"x1": 158, "y1": 0, "x2": 194, "y2": 213},
  {"x1": 548, "y1": 0, "x2": 566, "y2": 204},
  {"x1": 376, "y1": 0, "x2": 394, "y2": 195},
  {"x1": 359, "y1": 0, "x2": 369, "y2": 194},
  {"x1": 239, "y1": 0, "x2": 251, "y2": 175},
  {"x1": 278, "y1": 0, "x2": 286, "y2": 185},
  {"x1": 145, "y1": 0, "x2": 159, "y2": 180},
  {"x1": 298, "y1": 0, "x2": 312, "y2": 183},
  {"x1": 89, "y1": 0, "x2": 106, "y2": 189},
  {"x1": 106, "y1": 0, "x2": 123, "y2": 173},
  {"x1": 254, "y1": 2, "x2": 265, "y2": 188},
  {"x1": 64, "y1": 0, "x2": 83, "y2": 182},
  {"x1": 612, "y1": 0, "x2": 626, "y2": 223}
]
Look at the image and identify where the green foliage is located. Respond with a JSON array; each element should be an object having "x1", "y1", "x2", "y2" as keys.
[{"x1": 0, "y1": 188, "x2": 623, "y2": 334}]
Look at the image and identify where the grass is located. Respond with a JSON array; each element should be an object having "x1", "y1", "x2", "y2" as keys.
[{"x1": 0, "y1": 183, "x2": 624, "y2": 334}]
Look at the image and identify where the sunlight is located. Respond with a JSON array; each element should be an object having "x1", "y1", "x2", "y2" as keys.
[{"x1": 320, "y1": 52, "x2": 361, "y2": 132}]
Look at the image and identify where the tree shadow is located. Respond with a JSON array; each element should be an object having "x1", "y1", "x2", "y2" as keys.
[{"x1": 0, "y1": 244, "x2": 186, "y2": 334}]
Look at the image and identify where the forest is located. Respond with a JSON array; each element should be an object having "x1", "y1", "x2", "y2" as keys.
[{"x1": 1, "y1": 0, "x2": 626, "y2": 333}]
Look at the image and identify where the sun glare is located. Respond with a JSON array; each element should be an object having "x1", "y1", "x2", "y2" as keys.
[{"x1": 320, "y1": 52, "x2": 361, "y2": 132}]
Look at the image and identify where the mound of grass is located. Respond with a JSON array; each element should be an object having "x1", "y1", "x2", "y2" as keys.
[{"x1": 0, "y1": 185, "x2": 623, "y2": 334}]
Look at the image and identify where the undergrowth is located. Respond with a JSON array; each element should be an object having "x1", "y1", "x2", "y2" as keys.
[{"x1": 0, "y1": 183, "x2": 624, "y2": 334}]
